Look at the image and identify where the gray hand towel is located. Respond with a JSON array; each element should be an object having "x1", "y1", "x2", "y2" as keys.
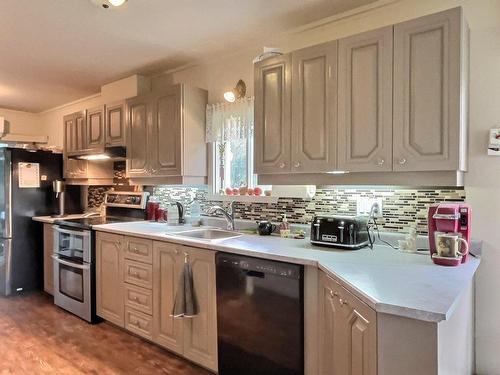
[{"x1": 171, "y1": 261, "x2": 198, "y2": 318}]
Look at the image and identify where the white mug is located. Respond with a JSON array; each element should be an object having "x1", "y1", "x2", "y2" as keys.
[{"x1": 434, "y1": 232, "x2": 469, "y2": 258}]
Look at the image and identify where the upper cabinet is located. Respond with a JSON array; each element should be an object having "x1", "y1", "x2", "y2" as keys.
[
  {"x1": 292, "y1": 41, "x2": 338, "y2": 173},
  {"x1": 255, "y1": 7, "x2": 468, "y2": 185},
  {"x1": 126, "y1": 83, "x2": 208, "y2": 184},
  {"x1": 393, "y1": 7, "x2": 467, "y2": 172},
  {"x1": 64, "y1": 110, "x2": 86, "y2": 157},
  {"x1": 105, "y1": 101, "x2": 126, "y2": 147},
  {"x1": 86, "y1": 105, "x2": 106, "y2": 154},
  {"x1": 338, "y1": 26, "x2": 393, "y2": 172},
  {"x1": 254, "y1": 55, "x2": 291, "y2": 174}
]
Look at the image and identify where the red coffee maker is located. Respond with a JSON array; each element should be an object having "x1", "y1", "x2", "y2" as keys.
[{"x1": 427, "y1": 203, "x2": 471, "y2": 265}]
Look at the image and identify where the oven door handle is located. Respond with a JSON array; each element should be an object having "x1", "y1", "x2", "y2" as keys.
[
  {"x1": 51, "y1": 255, "x2": 91, "y2": 270},
  {"x1": 52, "y1": 226, "x2": 90, "y2": 237}
]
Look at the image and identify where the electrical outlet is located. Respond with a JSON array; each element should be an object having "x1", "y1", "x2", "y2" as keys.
[{"x1": 356, "y1": 197, "x2": 383, "y2": 217}]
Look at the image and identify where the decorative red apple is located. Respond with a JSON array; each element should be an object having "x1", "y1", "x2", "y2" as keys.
[
  {"x1": 232, "y1": 188, "x2": 239, "y2": 195},
  {"x1": 253, "y1": 187, "x2": 262, "y2": 196},
  {"x1": 225, "y1": 187, "x2": 233, "y2": 195}
]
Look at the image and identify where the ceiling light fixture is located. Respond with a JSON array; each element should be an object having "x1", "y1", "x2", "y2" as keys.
[
  {"x1": 91, "y1": 0, "x2": 127, "y2": 9},
  {"x1": 224, "y1": 80, "x2": 246, "y2": 103},
  {"x1": 108, "y1": 0, "x2": 127, "y2": 6}
]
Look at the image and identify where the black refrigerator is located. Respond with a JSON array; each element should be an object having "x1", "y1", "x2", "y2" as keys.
[{"x1": 0, "y1": 148, "x2": 81, "y2": 296}]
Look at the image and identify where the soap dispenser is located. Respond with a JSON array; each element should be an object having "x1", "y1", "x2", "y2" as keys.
[{"x1": 279, "y1": 214, "x2": 291, "y2": 238}]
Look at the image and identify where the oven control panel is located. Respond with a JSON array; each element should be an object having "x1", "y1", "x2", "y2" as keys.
[{"x1": 105, "y1": 192, "x2": 150, "y2": 209}]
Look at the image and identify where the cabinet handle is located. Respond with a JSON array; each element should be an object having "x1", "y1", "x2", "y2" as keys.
[
  {"x1": 151, "y1": 168, "x2": 157, "y2": 174},
  {"x1": 377, "y1": 158, "x2": 385, "y2": 166},
  {"x1": 339, "y1": 298, "x2": 349, "y2": 306},
  {"x1": 294, "y1": 161, "x2": 301, "y2": 168},
  {"x1": 174, "y1": 249, "x2": 180, "y2": 255},
  {"x1": 132, "y1": 247, "x2": 139, "y2": 253},
  {"x1": 279, "y1": 162, "x2": 286, "y2": 169},
  {"x1": 398, "y1": 157, "x2": 407, "y2": 165},
  {"x1": 328, "y1": 289, "x2": 338, "y2": 299}
]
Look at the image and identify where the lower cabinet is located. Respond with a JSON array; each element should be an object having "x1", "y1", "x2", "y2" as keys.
[
  {"x1": 43, "y1": 224, "x2": 54, "y2": 295},
  {"x1": 318, "y1": 271, "x2": 377, "y2": 375},
  {"x1": 96, "y1": 234, "x2": 217, "y2": 372},
  {"x1": 96, "y1": 232, "x2": 124, "y2": 327},
  {"x1": 152, "y1": 241, "x2": 218, "y2": 372}
]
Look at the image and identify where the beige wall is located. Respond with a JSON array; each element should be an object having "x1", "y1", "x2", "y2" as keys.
[
  {"x1": 0, "y1": 108, "x2": 43, "y2": 138},
  {"x1": 3, "y1": 0, "x2": 500, "y2": 372}
]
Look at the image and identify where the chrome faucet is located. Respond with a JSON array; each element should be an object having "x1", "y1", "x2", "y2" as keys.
[{"x1": 207, "y1": 201, "x2": 235, "y2": 230}]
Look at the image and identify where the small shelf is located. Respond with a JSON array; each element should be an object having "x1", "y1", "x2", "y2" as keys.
[{"x1": 206, "y1": 194, "x2": 279, "y2": 204}]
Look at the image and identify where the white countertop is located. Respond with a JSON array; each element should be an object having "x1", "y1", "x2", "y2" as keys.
[
  {"x1": 92, "y1": 221, "x2": 480, "y2": 323},
  {"x1": 32, "y1": 214, "x2": 96, "y2": 224}
]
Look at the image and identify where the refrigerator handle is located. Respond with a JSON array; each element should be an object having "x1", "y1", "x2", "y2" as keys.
[{"x1": 3, "y1": 150, "x2": 12, "y2": 239}]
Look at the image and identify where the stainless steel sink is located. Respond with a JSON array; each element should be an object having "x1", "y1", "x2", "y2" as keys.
[{"x1": 170, "y1": 228, "x2": 242, "y2": 241}]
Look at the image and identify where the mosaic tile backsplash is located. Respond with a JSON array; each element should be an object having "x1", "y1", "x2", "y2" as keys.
[{"x1": 151, "y1": 186, "x2": 466, "y2": 235}]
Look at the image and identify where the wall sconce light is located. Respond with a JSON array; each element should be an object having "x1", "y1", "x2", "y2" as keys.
[{"x1": 223, "y1": 80, "x2": 246, "y2": 103}]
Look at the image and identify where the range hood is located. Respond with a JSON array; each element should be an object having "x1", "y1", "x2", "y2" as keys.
[{"x1": 68, "y1": 146, "x2": 126, "y2": 161}]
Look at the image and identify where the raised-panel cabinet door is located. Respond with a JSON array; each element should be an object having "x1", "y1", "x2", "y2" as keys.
[
  {"x1": 86, "y1": 106, "x2": 105, "y2": 153},
  {"x1": 152, "y1": 241, "x2": 184, "y2": 355},
  {"x1": 96, "y1": 232, "x2": 124, "y2": 327},
  {"x1": 150, "y1": 86, "x2": 182, "y2": 176},
  {"x1": 318, "y1": 272, "x2": 342, "y2": 374},
  {"x1": 338, "y1": 27, "x2": 393, "y2": 172},
  {"x1": 393, "y1": 8, "x2": 461, "y2": 171},
  {"x1": 337, "y1": 284, "x2": 377, "y2": 375},
  {"x1": 105, "y1": 101, "x2": 126, "y2": 146},
  {"x1": 182, "y1": 246, "x2": 217, "y2": 372},
  {"x1": 254, "y1": 54, "x2": 291, "y2": 174},
  {"x1": 63, "y1": 114, "x2": 75, "y2": 155},
  {"x1": 318, "y1": 272, "x2": 377, "y2": 375},
  {"x1": 63, "y1": 157, "x2": 88, "y2": 179},
  {"x1": 126, "y1": 96, "x2": 151, "y2": 177},
  {"x1": 292, "y1": 41, "x2": 337, "y2": 172},
  {"x1": 74, "y1": 110, "x2": 86, "y2": 153}
]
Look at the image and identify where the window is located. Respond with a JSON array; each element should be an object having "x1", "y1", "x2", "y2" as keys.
[
  {"x1": 206, "y1": 97, "x2": 269, "y2": 195},
  {"x1": 213, "y1": 134, "x2": 256, "y2": 194}
]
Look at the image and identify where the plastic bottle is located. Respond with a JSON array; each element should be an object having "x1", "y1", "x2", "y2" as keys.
[
  {"x1": 279, "y1": 214, "x2": 291, "y2": 238},
  {"x1": 190, "y1": 199, "x2": 201, "y2": 227}
]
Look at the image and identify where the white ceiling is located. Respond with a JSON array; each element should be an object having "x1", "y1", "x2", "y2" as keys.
[{"x1": 0, "y1": 0, "x2": 377, "y2": 112}]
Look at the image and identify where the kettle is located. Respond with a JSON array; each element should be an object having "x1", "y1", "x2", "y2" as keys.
[{"x1": 257, "y1": 220, "x2": 277, "y2": 235}]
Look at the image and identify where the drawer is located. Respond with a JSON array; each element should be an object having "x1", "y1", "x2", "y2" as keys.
[
  {"x1": 124, "y1": 237, "x2": 153, "y2": 264},
  {"x1": 124, "y1": 259, "x2": 153, "y2": 289},
  {"x1": 125, "y1": 307, "x2": 153, "y2": 340},
  {"x1": 124, "y1": 284, "x2": 153, "y2": 315}
]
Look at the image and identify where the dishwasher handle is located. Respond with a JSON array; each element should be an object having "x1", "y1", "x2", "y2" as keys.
[
  {"x1": 216, "y1": 253, "x2": 303, "y2": 280},
  {"x1": 245, "y1": 270, "x2": 265, "y2": 278}
]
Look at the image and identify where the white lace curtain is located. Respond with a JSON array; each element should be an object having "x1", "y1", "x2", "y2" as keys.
[{"x1": 206, "y1": 97, "x2": 254, "y2": 143}]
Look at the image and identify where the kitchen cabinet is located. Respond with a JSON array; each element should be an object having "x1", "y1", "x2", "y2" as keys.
[
  {"x1": 126, "y1": 84, "x2": 207, "y2": 183},
  {"x1": 318, "y1": 271, "x2": 377, "y2": 375},
  {"x1": 96, "y1": 232, "x2": 124, "y2": 327},
  {"x1": 152, "y1": 241, "x2": 184, "y2": 354},
  {"x1": 393, "y1": 7, "x2": 467, "y2": 172},
  {"x1": 291, "y1": 41, "x2": 338, "y2": 173},
  {"x1": 85, "y1": 105, "x2": 105, "y2": 153},
  {"x1": 105, "y1": 101, "x2": 126, "y2": 147},
  {"x1": 43, "y1": 223, "x2": 54, "y2": 295},
  {"x1": 338, "y1": 26, "x2": 394, "y2": 172},
  {"x1": 182, "y1": 246, "x2": 218, "y2": 371},
  {"x1": 256, "y1": 7, "x2": 468, "y2": 185},
  {"x1": 152, "y1": 241, "x2": 218, "y2": 372},
  {"x1": 64, "y1": 110, "x2": 86, "y2": 156},
  {"x1": 254, "y1": 54, "x2": 291, "y2": 174},
  {"x1": 125, "y1": 94, "x2": 150, "y2": 177}
]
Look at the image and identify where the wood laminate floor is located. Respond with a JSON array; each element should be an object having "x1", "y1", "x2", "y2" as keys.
[{"x1": 0, "y1": 292, "x2": 211, "y2": 375}]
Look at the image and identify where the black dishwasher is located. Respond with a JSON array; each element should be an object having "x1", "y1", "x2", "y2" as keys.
[{"x1": 216, "y1": 253, "x2": 304, "y2": 375}]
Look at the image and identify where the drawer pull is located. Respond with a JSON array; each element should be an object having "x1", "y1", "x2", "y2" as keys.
[{"x1": 339, "y1": 298, "x2": 349, "y2": 307}]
